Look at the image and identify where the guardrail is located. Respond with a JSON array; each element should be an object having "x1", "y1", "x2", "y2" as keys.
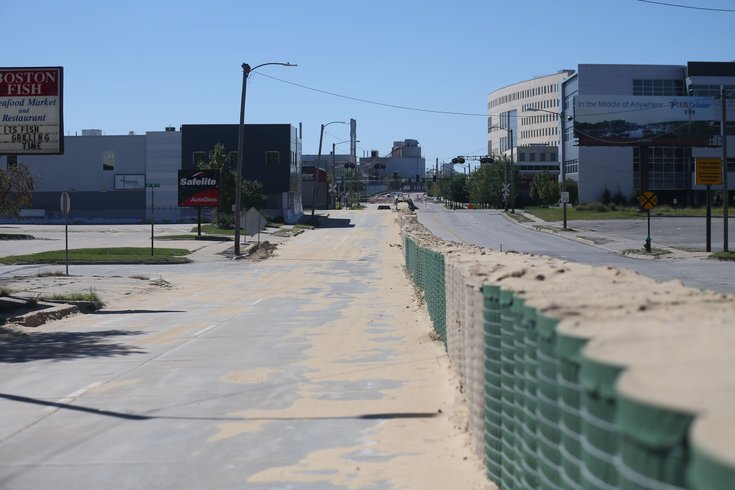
[{"x1": 400, "y1": 213, "x2": 735, "y2": 490}]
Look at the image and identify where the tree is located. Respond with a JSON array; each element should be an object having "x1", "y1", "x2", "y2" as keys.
[
  {"x1": 529, "y1": 171, "x2": 560, "y2": 205},
  {"x1": 448, "y1": 174, "x2": 470, "y2": 203},
  {"x1": 241, "y1": 180, "x2": 263, "y2": 210},
  {"x1": 468, "y1": 156, "x2": 516, "y2": 208},
  {"x1": 469, "y1": 159, "x2": 504, "y2": 208},
  {"x1": 0, "y1": 163, "x2": 35, "y2": 217},
  {"x1": 565, "y1": 179, "x2": 579, "y2": 205},
  {"x1": 196, "y1": 143, "x2": 233, "y2": 220}
]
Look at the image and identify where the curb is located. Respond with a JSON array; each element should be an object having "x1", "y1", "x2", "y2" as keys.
[{"x1": 5, "y1": 300, "x2": 100, "y2": 328}]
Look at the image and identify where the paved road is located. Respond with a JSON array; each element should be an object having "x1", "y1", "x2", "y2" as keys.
[
  {"x1": 0, "y1": 212, "x2": 493, "y2": 490},
  {"x1": 414, "y1": 200, "x2": 734, "y2": 294}
]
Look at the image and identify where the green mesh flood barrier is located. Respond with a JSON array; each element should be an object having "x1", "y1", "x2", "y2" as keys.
[
  {"x1": 401, "y1": 236, "x2": 735, "y2": 490},
  {"x1": 556, "y1": 329, "x2": 586, "y2": 490},
  {"x1": 482, "y1": 285, "x2": 502, "y2": 485},
  {"x1": 579, "y1": 350, "x2": 626, "y2": 489},
  {"x1": 536, "y1": 314, "x2": 563, "y2": 490},
  {"x1": 404, "y1": 236, "x2": 446, "y2": 346},
  {"x1": 616, "y1": 393, "x2": 692, "y2": 489},
  {"x1": 499, "y1": 289, "x2": 518, "y2": 489}
]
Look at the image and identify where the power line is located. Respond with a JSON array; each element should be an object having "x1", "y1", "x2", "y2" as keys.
[
  {"x1": 637, "y1": 0, "x2": 735, "y2": 12},
  {"x1": 255, "y1": 72, "x2": 488, "y2": 117}
]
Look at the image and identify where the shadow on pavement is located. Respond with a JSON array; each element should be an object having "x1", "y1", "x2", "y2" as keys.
[
  {"x1": 91, "y1": 309, "x2": 186, "y2": 315},
  {"x1": 0, "y1": 391, "x2": 440, "y2": 423},
  {"x1": 316, "y1": 216, "x2": 354, "y2": 229},
  {"x1": 0, "y1": 329, "x2": 145, "y2": 363}
]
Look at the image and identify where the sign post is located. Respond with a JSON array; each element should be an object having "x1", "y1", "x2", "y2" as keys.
[
  {"x1": 639, "y1": 191, "x2": 658, "y2": 252},
  {"x1": 696, "y1": 158, "x2": 722, "y2": 253},
  {"x1": 146, "y1": 183, "x2": 159, "y2": 256},
  {"x1": 60, "y1": 192, "x2": 70, "y2": 275}
]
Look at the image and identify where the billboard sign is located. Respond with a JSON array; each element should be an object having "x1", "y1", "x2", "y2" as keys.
[
  {"x1": 574, "y1": 96, "x2": 718, "y2": 147},
  {"x1": 0, "y1": 66, "x2": 64, "y2": 155},
  {"x1": 178, "y1": 169, "x2": 219, "y2": 207},
  {"x1": 115, "y1": 174, "x2": 146, "y2": 190}
]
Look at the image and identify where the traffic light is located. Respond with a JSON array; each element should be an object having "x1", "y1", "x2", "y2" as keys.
[
  {"x1": 480, "y1": 157, "x2": 494, "y2": 164},
  {"x1": 451, "y1": 157, "x2": 466, "y2": 164}
]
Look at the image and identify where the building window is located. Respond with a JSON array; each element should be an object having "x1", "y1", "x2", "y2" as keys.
[
  {"x1": 633, "y1": 146, "x2": 689, "y2": 190},
  {"x1": 540, "y1": 153, "x2": 546, "y2": 162},
  {"x1": 102, "y1": 151, "x2": 115, "y2": 171},
  {"x1": 633, "y1": 79, "x2": 684, "y2": 96},
  {"x1": 689, "y1": 84, "x2": 735, "y2": 97},
  {"x1": 518, "y1": 152, "x2": 526, "y2": 162},
  {"x1": 266, "y1": 151, "x2": 280, "y2": 164},
  {"x1": 529, "y1": 153, "x2": 536, "y2": 162}
]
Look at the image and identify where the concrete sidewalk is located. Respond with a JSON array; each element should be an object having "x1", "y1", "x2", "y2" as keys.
[{"x1": 517, "y1": 211, "x2": 717, "y2": 260}]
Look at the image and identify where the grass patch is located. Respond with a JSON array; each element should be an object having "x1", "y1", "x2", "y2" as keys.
[
  {"x1": 129, "y1": 274, "x2": 149, "y2": 280},
  {"x1": 526, "y1": 204, "x2": 726, "y2": 222},
  {"x1": 37, "y1": 270, "x2": 66, "y2": 277},
  {"x1": 623, "y1": 248, "x2": 672, "y2": 257},
  {"x1": 526, "y1": 206, "x2": 642, "y2": 221},
  {"x1": 0, "y1": 247, "x2": 190, "y2": 265},
  {"x1": 710, "y1": 251, "x2": 735, "y2": 261},
  {"x1": 158, "y1": 234, "x2": 232, "y2": 241},
  {"x1": 191, "y1": 224, "x2": 236, "y2": 236},
  {"x1": 44, "y1": 288, "x2": 104, "y2": 308},
  {"x1": 0, "y1": 286, "x2": 14, "y2": 296}
]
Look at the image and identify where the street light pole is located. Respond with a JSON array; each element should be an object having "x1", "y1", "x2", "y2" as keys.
[
  {"x1": 528, "y1": 106, "x2": 570, "y2": 229},
  {"x1": 234, "y1": 61, "x2": 296, "y2": 256},
  {"x1": 310, "y1": 121, "x2": 347, "y2": 217}
]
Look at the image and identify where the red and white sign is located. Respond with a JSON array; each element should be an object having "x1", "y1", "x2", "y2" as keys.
[{"x1": 0, "y1": 66, "x2": 64, "y2": 155}]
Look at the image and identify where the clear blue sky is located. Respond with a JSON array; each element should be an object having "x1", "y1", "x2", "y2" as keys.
[{"x1": 5, "y1": 0, "x2": 734, "y2": 166}]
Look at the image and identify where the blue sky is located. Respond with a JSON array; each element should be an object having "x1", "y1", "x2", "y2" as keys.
[{"x1": 5, "y1": 0, "x2": 734, "y2": 166}]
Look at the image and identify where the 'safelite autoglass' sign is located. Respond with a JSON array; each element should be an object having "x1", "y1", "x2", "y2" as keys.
[
  {"x1": 178, "y1": 169, "x2": 220, "y2": 207},
  {"x1": 0, "y1": 66, "x2": 64, "y2": 155}
]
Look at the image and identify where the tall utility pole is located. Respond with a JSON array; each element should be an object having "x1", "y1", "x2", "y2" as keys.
[
  {"x1": 331, "y1": 144, "x2": 336, "y2": 209},
  {"x1": 234, "y1": 62, "x2": 296, "y2": 255},
  {"x1": 723, "y1": 86, "x2": 729, "y2": 252}
]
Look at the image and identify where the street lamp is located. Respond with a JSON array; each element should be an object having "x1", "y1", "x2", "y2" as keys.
[
  {"x1": 311, "y1": 121, "x2": 347, "y2": 216},
  {"x1": 527, "y1": 106, "x2": 571, "y2": 229},
  {"x1": 234, "y1": 61, "x2": 296, "y2": 256}
]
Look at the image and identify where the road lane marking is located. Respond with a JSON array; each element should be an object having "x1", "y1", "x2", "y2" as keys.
[
  {"x1": 333, "y1": 235, "x2": 349, "y2": 250},
  {"x1": 193, "y1": 324, "x2": 217, "y2": 337},
  {"x1": 45, "y1": 382, "x2": 101, "y2": 412},
  {"x1": 250, "y1": 298, "x2": 263, "y2": 306}
]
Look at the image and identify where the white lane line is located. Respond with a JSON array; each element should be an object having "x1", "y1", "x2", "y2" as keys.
[
  {"x1": 193, "y1": 324, "x2": 217, "y2": 337},
  {"x1": 45, "y1": 382, "x2": 101, "y2": 412},
  {"x1": 250, "y1": 298, "x2": 263, "y2": 306},
  {"x1": 333, "y1": 235, "x2": 349, "y2": 250}
]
